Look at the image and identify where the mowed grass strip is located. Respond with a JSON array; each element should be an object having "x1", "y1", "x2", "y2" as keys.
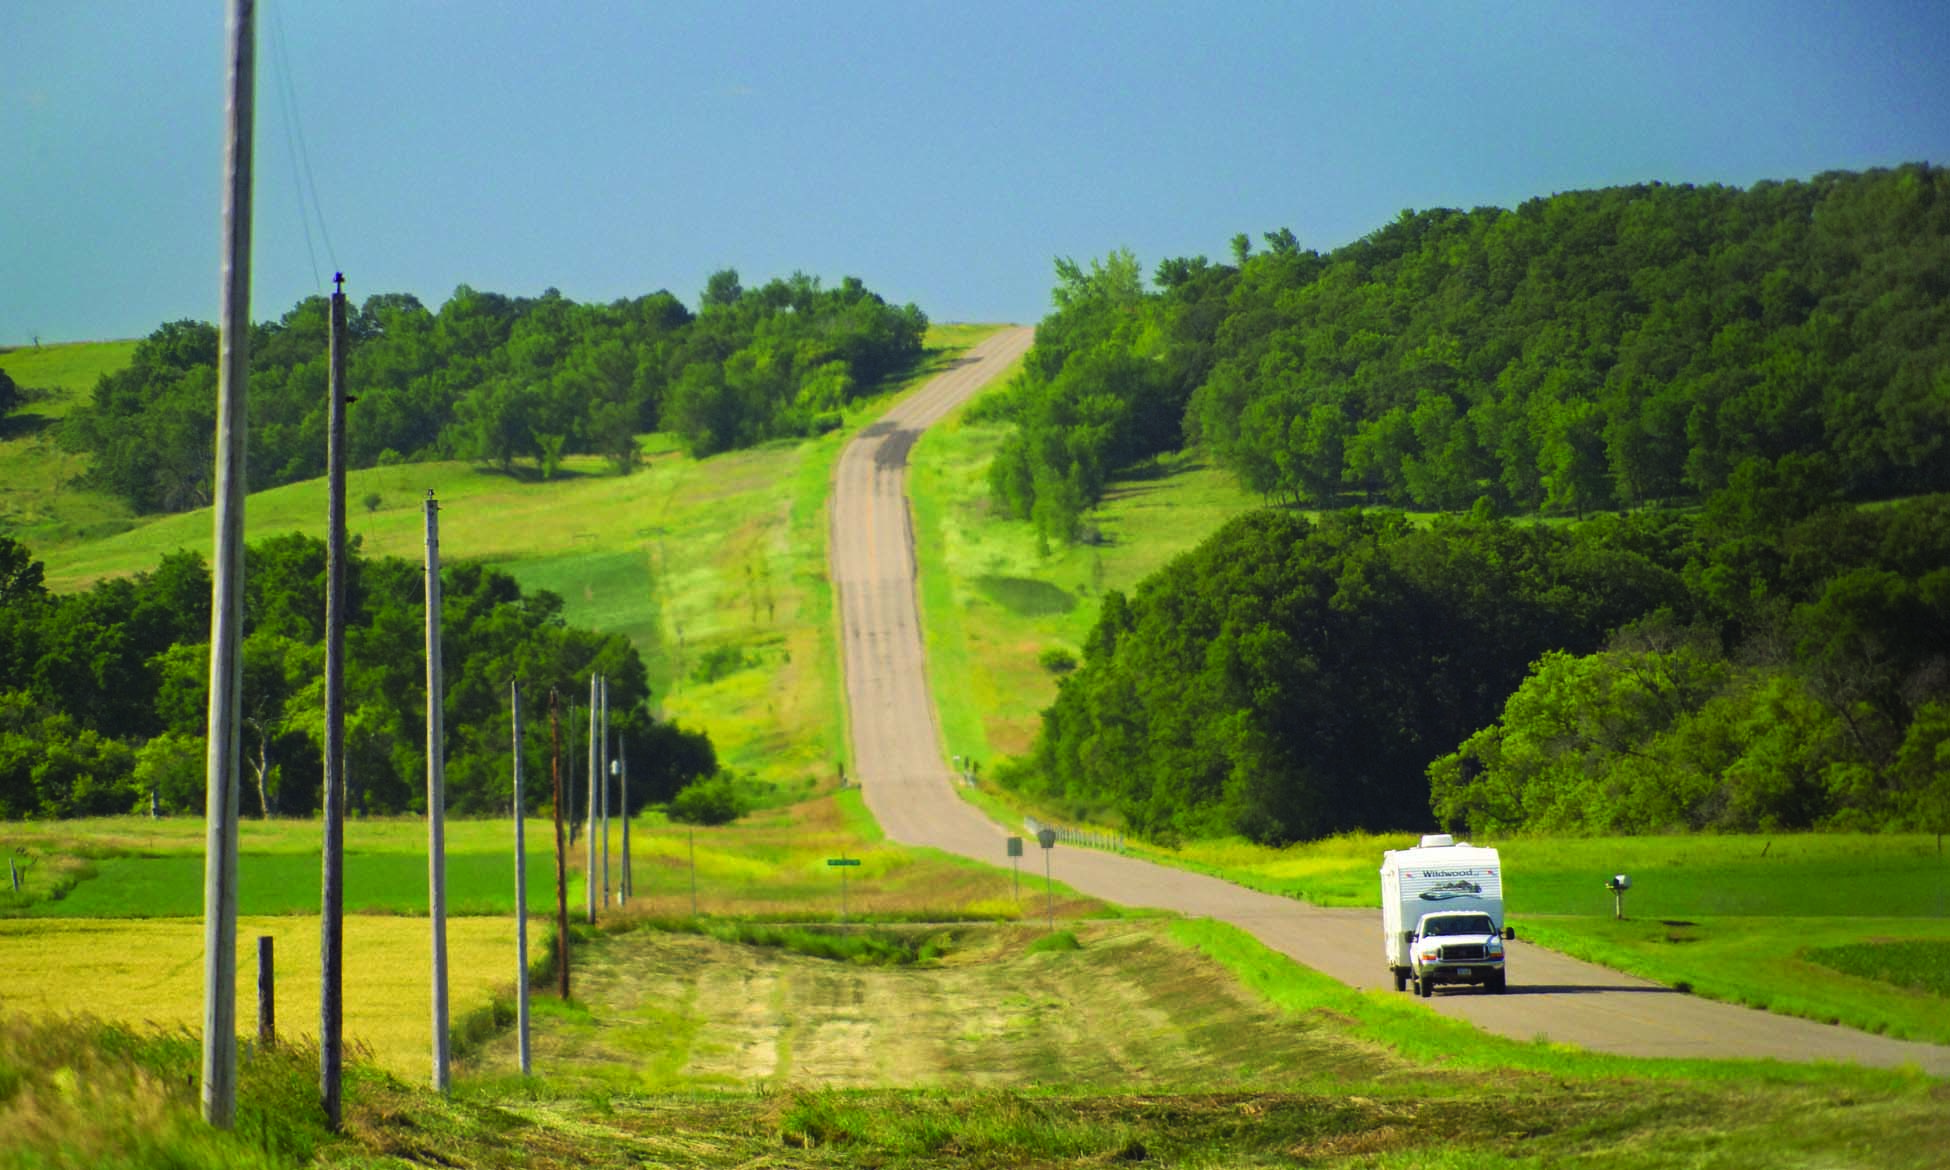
[
  {"x1": 447, "y1": 917, "x2": 1950, "y2": 1167},
  {"x1": 0, "y1": 914, "x2": 514, "y2": 1079},
  {"x1": 466, "y1": 919, "x2": 1399, "y2": 1091}
]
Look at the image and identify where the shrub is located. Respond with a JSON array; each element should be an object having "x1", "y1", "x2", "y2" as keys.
[
  {"x1": 1038, "y1": 647, "x2": 1079, "y2": 675},
  {"x1": 668, "y1": 773, "x2": 748, "y2": 825},
  {"x1": 690, "y1": 644, "x2": 749, "y2": 685}
]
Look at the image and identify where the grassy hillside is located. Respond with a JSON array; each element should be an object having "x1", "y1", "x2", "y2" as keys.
[
  {"x1": 0, "y1": 339, "x2": 141, "y2": 546},
  {"x1": 910, "y1": 383, "x2": 1454, "y2": 767},
  {"x1": 26, "y1": 325, "x2": 1006, "y2": 785},
  {"x1": 911, "y1": 417, "x2": 1265, "y2": 765}
]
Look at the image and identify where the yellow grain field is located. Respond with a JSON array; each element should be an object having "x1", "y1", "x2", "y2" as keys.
[{"x1": 0, "y1": 915, "x2": 521, "y2": 1080}]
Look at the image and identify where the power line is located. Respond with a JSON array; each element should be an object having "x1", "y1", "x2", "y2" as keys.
[{"x1": 266, "y1": 0, "x2": 337, "y2": 290}]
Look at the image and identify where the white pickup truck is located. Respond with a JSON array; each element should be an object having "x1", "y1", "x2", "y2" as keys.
[{"x1": 1381, "y1": 835, "x2": 1514, "y2": 997}]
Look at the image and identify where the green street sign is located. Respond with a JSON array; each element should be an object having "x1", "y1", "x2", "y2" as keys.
[{"x1": 827, "y1": 858, "x2": 862, "y2": 867}]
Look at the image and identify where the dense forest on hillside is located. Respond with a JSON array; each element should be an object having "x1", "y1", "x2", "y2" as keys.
[
  {"x1": 984, "y1": 165, "x2": 1950, "y2": 540},
  {"x1": 60, "y1": 271, "x2": 927, "y2": 513},
  {"x1": 1008, "y1": 491, "x2": 1950, "y2": 843},
  {"x1": 0, "y1": 535, "x2": 713, "y2": 819}
]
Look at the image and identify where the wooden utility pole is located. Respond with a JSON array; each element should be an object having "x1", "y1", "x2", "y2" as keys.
[
  {"x1": 549, "y1": 689, "x2": 570, "y2": 999},
  {"x1": 319, "y1": 272, "x2": 348, "y2": 1130},
  {"x1": 510, "y1": 680, "x2": 531, "y2": 1076},
  {"x1": 202, "y1": 0, "x2": 255, "y2": 1131},
  {"x1": 599, "y1": 675, "x2": 610, "y2": 909},
  {"x1": 425, "y1": 492, "x2": 450, "y2": 1093},
  {"x1": 565, "y1": 702, "x2": 578, "y2": 845},
  {"x1": 585, "y1": 673, "x2": 597, "y2": 924}
]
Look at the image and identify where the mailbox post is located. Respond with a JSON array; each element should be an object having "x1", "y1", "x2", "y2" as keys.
[
  {"x1": 1607, "y1": 873, "x2": 1631, "y2": 920},
  {"x1": 1006, "y1": 836, "x2": 1023, "y2": 903}
]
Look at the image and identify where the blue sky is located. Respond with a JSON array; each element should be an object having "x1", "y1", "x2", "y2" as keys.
[{"x1": 5, "y1": 1, "x2": 1948, "y2": 346}]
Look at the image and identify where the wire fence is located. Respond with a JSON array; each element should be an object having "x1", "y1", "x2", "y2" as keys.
[{"x1": 1022, "y1": 815, "x2": 1127, "y2": 854}]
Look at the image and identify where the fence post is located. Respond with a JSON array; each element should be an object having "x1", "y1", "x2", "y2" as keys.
[{"x1": 256, "y1": 935, "x2": 275, "y2": 1048}]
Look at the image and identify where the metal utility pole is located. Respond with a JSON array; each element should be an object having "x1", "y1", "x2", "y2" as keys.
[
  {"x1": 618, "y1": 737, "x2": 631, "y2": 903},
  {"x1": 510, "y1": 680, "x2": 531, "y2": 1076},
  {"x1": 425, "y1": 493, "x2": 450, "y2": 1093},
  {"x1": 549, "y1": 690, "x2": 570, "y2": 1000},
  {"x1": 202, "y1": 0, "x2": 255, "y2": 1131},
  {"x1": 319, "y1": 272, "x2": 348, "y2": 1130},
  {"x1": 585, "y1": 674, "x2": 598, "y2": 924},
  {"x1": 599, "y1": 675, "x2": 610, "y2": 909}
]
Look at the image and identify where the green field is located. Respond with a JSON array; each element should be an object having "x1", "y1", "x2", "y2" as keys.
[
  {"x1": 1806, "y1": 939, "x2": 1950, "y2": 997},
  {"x1": 0, "y1": 791, "x2": 1106, "y2": 925}
]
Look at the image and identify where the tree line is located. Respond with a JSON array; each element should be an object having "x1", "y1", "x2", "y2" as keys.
[
  {"x1": 1430, "y1": 487, "x2": 1950, "y2": 837},
  {"x1": 1003, "y1": 488, "x2": 1950, "y2": 843},
  {"x1": 60, "y1": 271, "x2": 928, "y2": 514},
  {"x1": 0, "y1": 535, "x2": 714, "y2": 819},
  {"x1": 982, "y1": 165, "x2": 1950, "y2": 541}
]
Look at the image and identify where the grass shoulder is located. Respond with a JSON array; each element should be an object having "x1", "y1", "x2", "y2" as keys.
[{"x1": 1096, "y1": 827, "x2": 1950, "y2": 1049}]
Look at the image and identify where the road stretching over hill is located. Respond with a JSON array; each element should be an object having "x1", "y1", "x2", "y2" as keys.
[{"x1": 830, "y1": 324, "x2": 1950, "y2": 1077}]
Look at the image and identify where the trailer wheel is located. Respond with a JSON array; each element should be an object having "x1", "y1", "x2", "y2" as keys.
[{"x1": 1393, "y1": 969, "x2": 1407, "y2": 992}]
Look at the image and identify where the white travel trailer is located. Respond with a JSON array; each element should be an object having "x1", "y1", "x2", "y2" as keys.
[{"x1": 1381, "y1": 834, "x2": 1512, "y2": 996}]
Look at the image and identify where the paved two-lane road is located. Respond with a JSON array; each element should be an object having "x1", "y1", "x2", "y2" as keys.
[{"x1": 829, "y1": 324, "x2": 1950, "y2": 1076}]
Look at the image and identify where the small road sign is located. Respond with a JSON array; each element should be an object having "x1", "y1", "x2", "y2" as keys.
[{"x1": 828, "y1": 857, "x2": 861, "y2": 921}]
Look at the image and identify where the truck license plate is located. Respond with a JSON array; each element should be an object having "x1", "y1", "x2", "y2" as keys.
[{"x1": 1454, "y1": 968, "x2": 1472, "y2": 976}]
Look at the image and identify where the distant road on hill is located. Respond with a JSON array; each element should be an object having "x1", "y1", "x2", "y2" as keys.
[{"x1": 829, "y1": 325, "x2": 1950, "y2": 1077}]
